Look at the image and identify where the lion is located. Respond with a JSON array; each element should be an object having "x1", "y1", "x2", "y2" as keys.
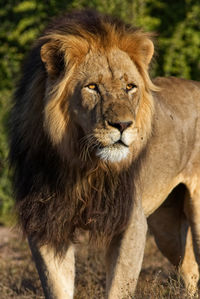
[{"x1": 9, "y1": 9, "x2": 200, "y2": 299}]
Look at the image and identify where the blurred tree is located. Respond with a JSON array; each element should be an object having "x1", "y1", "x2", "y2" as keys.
[
  {"x1": 0, "y1": 90, "x2": 12, "y2": 223},
  {"x1": 149, "y1": 0, "x2": 200, "y2": 79},
  {"x1": 0, "y1": 0, "x2": 74, "y2": 90}
]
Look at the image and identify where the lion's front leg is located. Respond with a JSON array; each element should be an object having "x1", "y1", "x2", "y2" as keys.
[
  {"x1": 29, "y1": 239, "x2": 75, "y2": 299},
  {"x1": 106, "y1": 201, "x2": 147, "y2": 299}
]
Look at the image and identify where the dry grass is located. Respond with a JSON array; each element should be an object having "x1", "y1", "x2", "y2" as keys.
[{"x1": 0, "y1": 225, "x2": 196, "y2": 298}]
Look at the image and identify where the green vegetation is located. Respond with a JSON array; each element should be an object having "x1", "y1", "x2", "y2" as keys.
[{"x1": 0, "y1": 0, "x2": 200, "y2": 224}]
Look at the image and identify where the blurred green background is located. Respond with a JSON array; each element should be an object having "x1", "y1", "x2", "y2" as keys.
[{"x1": 0, "y1": 0, "x2": 200, "y2": 224}]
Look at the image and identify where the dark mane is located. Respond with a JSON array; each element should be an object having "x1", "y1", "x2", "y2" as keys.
[{"x1": 43, "y1": 9, "x2": 133, "y2": 38}]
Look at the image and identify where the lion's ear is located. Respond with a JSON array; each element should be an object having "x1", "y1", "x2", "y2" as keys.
[
  {"x1": 140, "y1": 38, "x2": 154, "y2": 67},
  {"x1": 122, "y1": 34, "x2": 154, "y2": 69},
  {"x1": 40, "y1": 41, "x2": 65, "y2": 78}
]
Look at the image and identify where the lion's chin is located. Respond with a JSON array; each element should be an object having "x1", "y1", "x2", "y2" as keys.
[{"x1": 96, "y1": 143, "x2": 130, "y2": 163}]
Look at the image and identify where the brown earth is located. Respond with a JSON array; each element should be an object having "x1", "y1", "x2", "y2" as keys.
[{"x1": 0, "y1": 225, "x2": 195, "y2": 298}]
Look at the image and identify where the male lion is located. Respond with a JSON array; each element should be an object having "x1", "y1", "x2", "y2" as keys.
[{"x1": 10, "y1": 10, "x2": 200, "y2": 299}]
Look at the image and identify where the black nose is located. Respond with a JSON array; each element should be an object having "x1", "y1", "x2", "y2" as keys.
[{"x1": 108, "y1": 121, "x2": 133, "y2": 133}]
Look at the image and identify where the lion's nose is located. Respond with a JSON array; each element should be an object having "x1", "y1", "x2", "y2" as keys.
[{"x1": 108, "y1": 121, "x2": 133, "y2": 133}]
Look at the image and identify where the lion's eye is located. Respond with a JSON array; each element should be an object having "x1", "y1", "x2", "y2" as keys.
[
  {"x1": 126, "y1": 83, "x2": 137, "y2": 93},
  {"x1": 86, "y1": 83, "x2": 98, "y2": 91}
]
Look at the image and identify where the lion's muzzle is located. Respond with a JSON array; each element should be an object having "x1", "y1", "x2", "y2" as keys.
[{"x1": 94, "y1": 119, "x2": 138, "y2": 163}]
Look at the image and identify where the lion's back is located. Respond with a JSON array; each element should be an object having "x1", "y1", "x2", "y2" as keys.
[{"x1": 153, "y1": 77, "x2": 200, "y2": 120}]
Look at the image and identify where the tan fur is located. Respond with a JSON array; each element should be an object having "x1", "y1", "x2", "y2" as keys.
[{"x1": 10, "y1": 11, "x2": 200, "y2": 298}]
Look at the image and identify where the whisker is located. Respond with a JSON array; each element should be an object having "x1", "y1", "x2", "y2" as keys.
[{"x1": 79, "y1": 133, "x2": 100, "y2": 162}]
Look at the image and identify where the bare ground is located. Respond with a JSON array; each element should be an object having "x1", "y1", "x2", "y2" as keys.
[{"x1": 0, "y1": 225, "x2": 195, "y2": 299}]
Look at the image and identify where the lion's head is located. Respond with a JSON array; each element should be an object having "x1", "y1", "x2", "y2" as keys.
[
  {"x1": 10, "y1": 10, "x2": 158, "y2": 252},
  {"x1": 39, "y1": 10, "x2": 157, "y2": 168}
]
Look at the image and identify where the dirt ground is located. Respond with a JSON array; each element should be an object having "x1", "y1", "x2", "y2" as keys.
[{"x1": 0, "y1": 225, "x2": 195, "y2": 299}]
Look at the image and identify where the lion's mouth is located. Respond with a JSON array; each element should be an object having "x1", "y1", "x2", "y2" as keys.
[
  {"x1": 96, "y1": 140, "x2": 130, "y2": 162},
  {"x1": 98, "y1": 140, "x2": 128, "y2": 150},
  {"x1": 114, "y1": 140, "x2": 129, "y2": 147}
]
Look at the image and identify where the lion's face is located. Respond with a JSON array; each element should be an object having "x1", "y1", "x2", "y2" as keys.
[
  {"x1": 67, "y1": 49, "x2": 144, "y2": 163},
  {"x1": 41, "y1": 25, "x2": 156, "y2": 166}
]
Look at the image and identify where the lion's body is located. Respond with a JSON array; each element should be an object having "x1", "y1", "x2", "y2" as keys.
[
  {"x1": 141, "y1": 77, "x2": 200, "y2": 215},
  {"x1": 10, "y1": 10, "x2": 200, "y2": 298}
]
